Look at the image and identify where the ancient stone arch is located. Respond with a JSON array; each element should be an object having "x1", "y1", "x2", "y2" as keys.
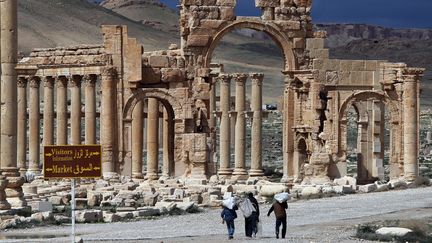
[
  {"x1": 204, "y1": 19, "x2": 297, "y2": 70},
  {"x1": 123, "y1": 88, "x2": 185, "y2": 120}
]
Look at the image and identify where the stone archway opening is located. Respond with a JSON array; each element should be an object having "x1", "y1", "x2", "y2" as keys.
[
  {"x1": 123, "y1": 90, "x2": 178, "y2": 180},
  {"x1": 208, "y1": 24, "x2": 289, "y2": 181}
]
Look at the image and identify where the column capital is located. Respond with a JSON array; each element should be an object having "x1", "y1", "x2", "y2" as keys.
[
  {"x1": 69, "y1": 75, "x2": 82, "y2": 88},
  {"x1": 232, "y1": 73, "x2": 248, "y2": 84},
  {"x1": 402, "y1": 68, "x2": 424, "y2": 82},
  {"x1": 17, "y1": 77, "x2": 28, "y2": 88},
  {"x1": 43, "y1": 76, "x2": 55, "y2": 88},
  {"x1": 83, "y1": 74, "x2": 97, "y2": 87},
  {"x1": 56, "y1": 76, "x2": 68, "y2": 87},
  {"x1": 250, "y1": 73, "x2": 264, "y2": 85},
  {"x1": 217, "y1": 73, "x2": 232, "y2": 85},
  {"x1": 28, "y1": 76, "x2": 41, "y2": 88}
]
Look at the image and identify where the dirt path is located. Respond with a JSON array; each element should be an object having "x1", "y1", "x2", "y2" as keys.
[{"x1": 1, "y1": 187, "x2": 432, "y2": 243}]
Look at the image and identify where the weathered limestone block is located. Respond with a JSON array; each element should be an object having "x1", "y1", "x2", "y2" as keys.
[
  {"x1": 87, "y1": 191, "x2": 102, "y2": 207},
  {"x1": 388, "y1": 179, "x2": 408, "y2": 189},
  {"x1": 259, "y1": 184, "x2": 289, "y2": 197},
  {"x1": 255, "y1": 0, "x2": 279, "y2": 7},
  {"x1": 300, "y1": 186, "x2": 322, "y2": 199},
  {"x1": 216, "y1": 0, "x2": 235, "y2": 7},
  {"x1": 31, "y1": 212, "x2": 54, "y2": 223},
  {"x1": 76, "y1": 210, "x2": 103, "y2": 223},
  {"x1": 376, "y1": 227, "x2": 413, "y2": 237},
  {"x1": 116, "y1": 211, "x2": 134, "y2": 220},
  {"x1": 177, "y1": 202, "x2": 196, "y2": 212},
  {"x1": 187, "y1": 35, "x2": 212, "y2": 47},
  {"x1": 135, "y1": 207, "x2": 160, "y2": 217},
  {"x1": 333, "y1": 176, "x2": 357, "y2": 188},
  {"x1": 75, "y1": 198, "x2": 88, "y2": 210},
  {"x1": 358, "y1": 184, "x2": 377, "y2": 193},
  {"x1": 30, "y1": 201, "x2": 53, "y2": 212},
  {"x1": 375, "y1": 183, "x2": 390, "y2": 192},
  {"x1": 334, "y1": 185, "x2": 354, "y2": 194},
  {"x1": 173, "y1": 189, "x2": 185, "y2": 199},
  {"x1": 155, "y1": 202, "x2": 177, "y2": 213},
  {"x1": 48, "y1": 196, "x2": 63, "y2": 205}
]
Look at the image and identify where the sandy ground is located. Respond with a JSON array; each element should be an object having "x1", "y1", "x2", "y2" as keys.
[{"x1": 1, "y1": 186, "x2": 432, "y2": 243}]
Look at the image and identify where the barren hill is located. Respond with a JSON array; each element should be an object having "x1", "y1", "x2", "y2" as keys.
[{"x1": 18, "y1": 0, "x2": 178, "y2": 53}]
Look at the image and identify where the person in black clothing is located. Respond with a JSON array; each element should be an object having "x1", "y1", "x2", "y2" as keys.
[
  {"x1": 245, "y1": 192, "x2": 260, "y2": 237},
  {"x1": 267, "y1": 200, "x2": 288, "y2": 239}
]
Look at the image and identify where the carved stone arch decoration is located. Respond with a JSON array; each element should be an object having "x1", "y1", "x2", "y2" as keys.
[
  {"x1": 339, "y1": 91, "x2": 400, "y2": 124},
  {"x1": 204, "y1": 19, "x2": 298, "y2": 71},
  {"x1": 123, "y1": 88, "x2": 185, "y2": 121}
]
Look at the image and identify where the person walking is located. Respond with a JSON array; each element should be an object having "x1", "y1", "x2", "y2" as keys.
[
  {"x1": 221, "y1": 203, "x2": 238, "y2": 240},
  {"x1": 267, "y1": 200, "x2": 288, "y2": 239},
  {"x1": 244, "y1": 192, "x2": 260, "y2": 237}
]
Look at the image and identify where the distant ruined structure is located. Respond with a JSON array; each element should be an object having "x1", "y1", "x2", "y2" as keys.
[{"x1": 0, "y1": 0, "x2": 425, "y2": 209}]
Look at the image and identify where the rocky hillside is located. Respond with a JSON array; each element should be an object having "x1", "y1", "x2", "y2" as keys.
[{"x1": 17, "y1": 0, "x2": 178, "y2": 53}]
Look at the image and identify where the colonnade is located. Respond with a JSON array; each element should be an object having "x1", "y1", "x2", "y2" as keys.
[
  {"x1": 130, "y1": 98, "x2": 174, "y2": 180},
  {"x1": 16, "y1": 74, "x2": 99, "y2": 177},
  {"x1": 215, "y1": 73, "x2": 265, "y2": 178}
]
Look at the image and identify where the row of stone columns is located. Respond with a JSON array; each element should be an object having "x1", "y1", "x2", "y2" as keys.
[
  {"x1": 16, "y1": 75, "x2": 99, "y2": 176},
  {"x1": 131, "y1": 98, "x2": 174, "y2": 180},
  {"x1": 216, "y1": 73, "x2": 264, "y2": 178}
]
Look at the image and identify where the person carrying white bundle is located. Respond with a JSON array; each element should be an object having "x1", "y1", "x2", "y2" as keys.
[{"x1": 267, "y1": 192, "x2": 290, "y2": 239}]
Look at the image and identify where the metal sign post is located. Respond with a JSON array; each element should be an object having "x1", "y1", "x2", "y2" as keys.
[
  {"x1": 71, "y1": 178, "x2": 76, "y2": 243},
  {"x1": 43, "y1": 145, "x2": 102, "y2": 243}
]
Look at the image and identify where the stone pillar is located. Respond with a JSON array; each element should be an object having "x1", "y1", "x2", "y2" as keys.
[
  {"x1": 403, "y1": 70, "x2": 421, "y2": 181},
  {"x1": 146, "y1": 98, "x2": 159, "y2": 180},
  {"x1": 209, "y1": 77, "x2": 217, "y2": 129},
  {"x1": 232, "y1": 73, "x2": 248, "y2": 179},
  {"x1": 249, "y1": 73, "x2": 265, "y2": 177},
  {"x1": 70, "y1": 75, "x2": 82, "y2": 145},
  {"x1": 84, "y1": 75, "x2": 97, "y2": 145},
  {"x1": 282, "y1": 75, "x2": 295, "y2": 182},
  {"x1": 101, "y1": 67, "x2": 117, "y2": 177},
  {"x1": 372, "y1": 101, "x2": 385, "y2": 180},
  {"x1": 218, "y1": 74, "x2": 232, "y2": 176},
  {"x1": 43, "y1": 77, "x2": 55, "y2": 146},
  {"x1": 162, "y1": 108, "x2": 170, "y2": 178},
  {"x1": 56, "y1": 76, "x2": 68, "y2": 145},
  {"x1": 131, "y1": 100, "x2": 144, "y2": 179},
  {"x1": 17, "y1": 77, "x2": 27, "y2": 177},
  {"x1": 28, "y1": 76, "x2": 41, "y2": 174},
  {"x1": 357, "y1": 121, "x2": 369, "y2": 183},
  {"x1": 1, "y1": 0, "x2": 25, "y2": 208}
]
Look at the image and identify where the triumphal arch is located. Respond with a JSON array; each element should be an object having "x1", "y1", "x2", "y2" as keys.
[{"x1": 0, "y1": 0, "x2": 425, "y2": 209}]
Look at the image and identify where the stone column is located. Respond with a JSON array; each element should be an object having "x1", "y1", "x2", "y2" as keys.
[
  {"x1": 146, "y1": 98, "x2": 159, "y2": 180},
  {"x1": 232, "y1": 73, "x2": 248, "y2": 179},
  {"x1": 281, "y1": 75, "x2": 295, "y2": 182},
  {"x1": 357, "y1": 121, "x2": 369, "y2": 183},
  {"x1": 28, "y1": 76, "x2": 41, "y2": 174},
  {"x1": 209, "y1": 77, "x2": 217, "y2": 129},
  {"x1": 43, "y1": 77, "x2": 55, "y2": 146},
  {"x1": 84, "y1": 75, "x2": 97, "y2": 145},
  {"x1": 218, "y1": 74, "x2": 232, "y2": 176},
  {"x1": 403, "y1": 69, "x2": 421, "y2": 181},
  {"x1": 162, "y1": 108, "x2": 170, "y2": 178},
  {"x1": 1, "y1": 0, "x2": 25, "y2": 208},
  {"x1": 249, "y1": 73, "x2": 265, "y2": 177},
  {"x1": 131, "y1": 100, "x2": 144, "y2": 179},
  {"x1": 56, "y1": 76, "x2": 68, "y2": 145},
  {"x1": 17, "y1": 77, "x2": 27, "y2": 177},
  {"x1": 101, "y1": 67, "x2": 117, "y2": 177},
  {"x1": 70, "y1": 75, "x2": 82, "y2": 145}
]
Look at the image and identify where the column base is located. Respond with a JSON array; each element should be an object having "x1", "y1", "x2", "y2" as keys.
[
  {"x1": 248, "y1": 169, "x2": 264, "y2": 177},
  {"x1": 103, "y1": 172, "x2": 120, "y2": 182},
  {"x1": 145, "y1": 173, "x2": 159, "y2": 181},
  {"x1": 280, "y1": 176, "x2": 294, "y2": 184},
  {"x1": 0, "y1": 175, "x2": 11, "y2": 210},
  {"x1": 2, "y1": 168, "x2": 27, "y2": 208},
  {"x1": 132, "y1": 173, "x2": 144, "y2": 180},
  {"x1": 218, "y1": 168, "x2": 233, "y2": 176}
]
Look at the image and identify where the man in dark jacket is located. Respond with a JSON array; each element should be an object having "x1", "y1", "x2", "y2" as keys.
[
  {"x1": 245, "y1": 192, "x2": 260, "y2": 237},
  {"x1": 267, "y1": 201, "x2": 288, "y2": 239},
  {"x1": 221, "y1": 205, "x2": 238, "y2": 239}
]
